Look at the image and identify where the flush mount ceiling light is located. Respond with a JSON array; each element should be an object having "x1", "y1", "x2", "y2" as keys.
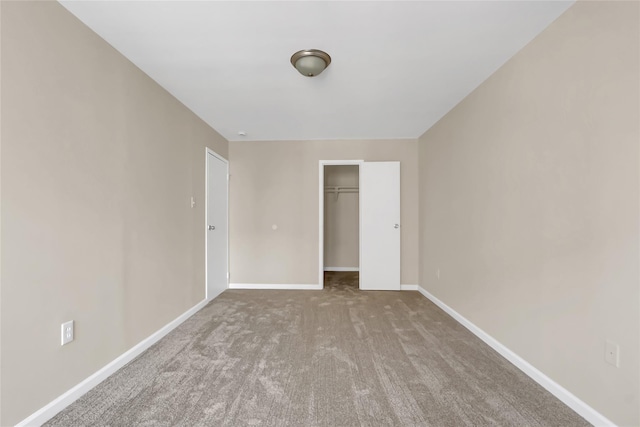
[{"x1": 290, "y1": 49, "x2": 331, "y2": 77}]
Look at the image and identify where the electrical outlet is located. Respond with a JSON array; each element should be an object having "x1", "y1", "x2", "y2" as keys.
[
  {"x1": 61, "y1": 320, "x2": 74, "y2": 346},
  {"x1": 605, "y1": 340, "x2": 619, "y2": 367}
]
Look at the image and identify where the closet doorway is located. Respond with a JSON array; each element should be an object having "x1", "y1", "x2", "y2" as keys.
[{"x1": 323, "y1": 164, "x2": 361, "y2": 286}]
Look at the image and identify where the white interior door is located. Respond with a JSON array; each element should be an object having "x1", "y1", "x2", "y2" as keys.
[
  {"x1": 360, "y1": 161, "x2": 400, "y2": 290},
  {"x1": 206, "y1": 150, "x2": 228, "y2": 300}
]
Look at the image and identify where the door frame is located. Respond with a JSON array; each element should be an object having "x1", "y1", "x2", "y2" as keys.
[
  {"x1": 205, "y1": 148, "x2": 229, "y2": 300},
  {"x1": 318, "y1": 160, "x2": 364, "y2": 288}
]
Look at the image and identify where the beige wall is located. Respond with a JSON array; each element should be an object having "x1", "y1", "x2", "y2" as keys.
[
  {"x1": 0, "y1": 2, "x2": 228, "y2": 425},
  {"x1": 418, "y1": 1, "x2": 639, "y2": 425},
  {"x1": 324, "y1": 165, "x2": 359, "y2": 269},
  {"x1": 229, "y1": 139, "x2": 418, "y2": 285}
]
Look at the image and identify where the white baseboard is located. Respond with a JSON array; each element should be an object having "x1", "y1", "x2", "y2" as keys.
[
  {"x1": 229, "y1": 283, "x2": 323, "y2": 290},
  {"x1": 16, "y1": 298, "x2": 210, "y2": 427},
  {"x1": 228, "y1": 283, "x2": 417, "y2": 291},
  {"x1": 323, "y1": 267, "x2": 359, "y2": 272},
  {"x1": 416, "y1": 286, "x2": 615, "y2": 427}
]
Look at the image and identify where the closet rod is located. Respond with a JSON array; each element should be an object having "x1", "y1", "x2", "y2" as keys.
[
  {"x1": 324, "y1": 186, "x2": 359, "y2": 200},
  {"x1": 323, "y1": 186, "x2": 359, "y2": 190}
]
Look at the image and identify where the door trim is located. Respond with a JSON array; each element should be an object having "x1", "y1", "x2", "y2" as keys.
[
  {"x1": 205, "y1": 148, "x2": 229, "y2": 300},
  {"x1": 318, "y1": 160, "x2": 364, "y2": 288}
]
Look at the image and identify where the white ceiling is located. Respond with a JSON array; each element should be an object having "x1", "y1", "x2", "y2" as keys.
[{"x1": 59, "y1": 1, "x2": 574, "y2": 142}]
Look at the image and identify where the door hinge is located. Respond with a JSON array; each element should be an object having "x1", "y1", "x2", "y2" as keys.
[{"x1": 227, "y1": 174, "x2": 230, "y2": 181}]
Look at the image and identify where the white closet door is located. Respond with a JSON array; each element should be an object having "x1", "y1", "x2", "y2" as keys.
[{"x1": 360, "y1": 162, "x2": 401, "y2": 290}]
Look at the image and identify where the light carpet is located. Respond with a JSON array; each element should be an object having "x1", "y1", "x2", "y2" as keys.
[{"x1": 47, "y1": 272, "x2": 589, "y2": 426}]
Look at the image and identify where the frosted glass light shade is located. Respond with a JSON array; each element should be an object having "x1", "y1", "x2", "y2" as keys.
[
  {"x1": 295, "y1": 56, "x2": 327, "y2": 77},
  {"x1": 290, "y1": 49, "x2": 331, "y2": 77}
]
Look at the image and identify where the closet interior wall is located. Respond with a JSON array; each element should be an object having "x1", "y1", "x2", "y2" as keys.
[{"x1": 324, "y1": 165, "x2": 360, "y2": 271}]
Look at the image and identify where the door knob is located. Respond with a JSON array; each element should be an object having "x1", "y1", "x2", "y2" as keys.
[
  {"x1": 394, "y1": 224, "x2": 400, "y2": 229},
  {"x1": 208, "y1": 225, "x2": 216, "y2": 231}
]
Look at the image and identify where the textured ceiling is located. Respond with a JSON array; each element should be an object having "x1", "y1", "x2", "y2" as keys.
[{"x1": 59, "y1": 1, "x2": 574, "y2": 142}]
